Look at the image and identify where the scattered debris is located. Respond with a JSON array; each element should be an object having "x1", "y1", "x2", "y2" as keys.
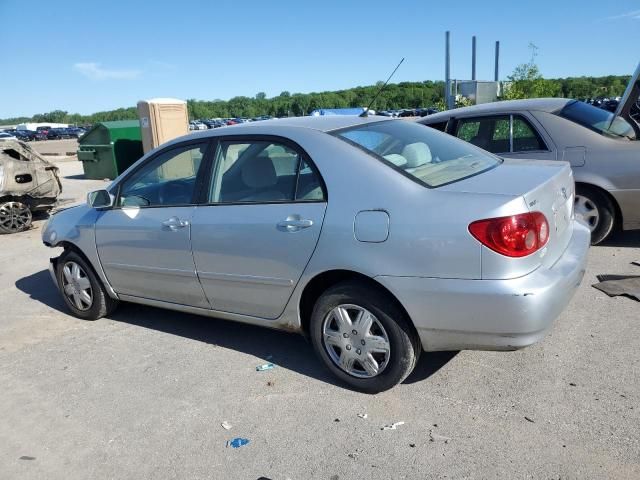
[
  {"x1": 631, "y1": 261, "x2": 640, "y2": 267},
  {"x1": 429, "y1": 431, "x2": 451, "y2": 443},
  {"x1": 381, "y1": 421, "x2": 405, "y2": 430},
  {"x1": 334, "y1": 418, "x2": 340, "y2": 422},
  {"x1": 256, "y1": 363, "x2": 275, "y2": 371},
  {"x1": 347, "y1": 452, "x2": 358, "y2": 459},
  {"x1": 409, "y1": 443, "x2": 416, "y2": 448},
  {"x1": 592, "y1": 274, "x2": 640, "y2": 302},
  {"x1": 221, "y1": 421, "x2": 232, "y2": 430},
  {"x1": 19, "y1": 456, "x2": 35, "y2": 461},
  {"x1": 569, "y1": 382, "x2": 577, "y2": 387},
  {"x1": 266, "y1": 381, "x2": 275, "y2": 387},
  {"x1": 524, "y1": 416, "x2": 535, "y2": 423},
  {"x1": 226, "y1": 437, "x2": 250, "y2": 449},
  {"x1": 357, "y1": 413, "x2": 368, "y2": 419}
]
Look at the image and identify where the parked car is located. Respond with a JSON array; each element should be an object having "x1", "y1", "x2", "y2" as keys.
[
  {"x1": 0, "y1": 139, "x2": 62, "y2": 233},
  {"x1": 46, "y1": 128, "x2": 73, "y2": 140},
  {"x1": 418, "y1": 66, "x2": 640, "y2": 244},
  {"x1": 0, "y1": 131, "x2": 16, "y2": 139},
  {"x1": 42, "y1": 116, "x2": 590, "y2": 392}
]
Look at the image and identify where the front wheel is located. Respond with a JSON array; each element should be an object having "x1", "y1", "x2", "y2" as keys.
[
  {"x1": 310, "y1": 281, "x2": 420, "y2": 393},
  {"x1": 574, "y1": 185, "x2": 615, "y2": 245},
  {"x1": 0, "y1": 201, "x2": 32, "y2": 234},
  {"x1": 56, "y1": 250, "x2": 119, "y2": 320}
]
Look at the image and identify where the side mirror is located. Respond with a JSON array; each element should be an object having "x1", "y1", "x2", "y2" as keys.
[{"x1": 87, "y1": 189, "x2": 114, "y2": 209}]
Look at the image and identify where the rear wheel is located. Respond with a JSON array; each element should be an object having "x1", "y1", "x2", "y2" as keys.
[
  {"x1": 310, "y1": 281, "x2": 420, "y2": 393},
  {"x1": 56, "y1": 250, "x2": 119, "y2": 320},
  {"x1": 574, "y1": 185, "x2": 615, "y2": 245},
  {"x1": 0, "y1": 201, "x2": 32, "y2": 234}
]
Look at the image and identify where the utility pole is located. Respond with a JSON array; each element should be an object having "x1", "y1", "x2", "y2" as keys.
[{"x1": 445, "y1": 31, "x2": 453, "y2": 109}]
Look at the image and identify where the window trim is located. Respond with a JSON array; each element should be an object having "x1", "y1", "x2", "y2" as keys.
[
  {"x1": 453, "y1": 113, "x2": 550, "y2": 155},
  {"x1": 196, "y1": 134, "x2": 328, "y2": 206},
  {"x1": 111, "y1": 138, "x2": 215, "y2": 210}
]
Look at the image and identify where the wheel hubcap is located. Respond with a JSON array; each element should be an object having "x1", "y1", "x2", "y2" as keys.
[
  {"x1": 61, "y1": 261, "x2": 93, "y2": 311},
  {"x1": 0, "y1": 202, "x2": 32, "y2": 232},
  {"x1": 574, "y1": 195, "x2": 599, "y2": 232},
  {"x1": 322, "y1": 304, "x2": 391, "y2": 378}
]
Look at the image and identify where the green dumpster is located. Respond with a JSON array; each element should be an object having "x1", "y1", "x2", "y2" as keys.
[{"x1": 77, "y1": 120, "x2": 144, "y2": 180}]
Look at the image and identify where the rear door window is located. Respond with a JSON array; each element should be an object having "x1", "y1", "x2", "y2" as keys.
[
  {"x1": 208, "y1": 140, "x2": 325, "y2": 203},
  {"x1": 455, "y1": 115, "x2": 546, "y2": 154}
]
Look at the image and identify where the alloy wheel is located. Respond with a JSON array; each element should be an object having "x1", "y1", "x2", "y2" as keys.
[
  {"x1": 0, "y1": 202, "x2": 32, "y2": 233},
  {"x1": 61, "y1": 261, "x2": 93, "y2": 311},
  {"x1": 574, "y1": 194, "x2": 599, "y2": 232},
  {"x1": 322, "y1": 304, "x2": 391, "y2": 378}
]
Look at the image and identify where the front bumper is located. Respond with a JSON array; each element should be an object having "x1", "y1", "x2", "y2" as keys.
[
  {"x1": 48, "y1": 256, "x2": 59, "y2": 291},
  {"x1": 376, "y1": 220, "x2": 590, "y2": 352}
]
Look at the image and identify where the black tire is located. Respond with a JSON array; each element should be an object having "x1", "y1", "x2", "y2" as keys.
[
  {"x1": 575, "y1": 185, "x2": 615, "y2": 245},
  {"x1": 310, "y1": 281, "x2": 420, "y2": 393},
  {"x1": 56, "y1": 250, "x2": 119, "y2": 320}
]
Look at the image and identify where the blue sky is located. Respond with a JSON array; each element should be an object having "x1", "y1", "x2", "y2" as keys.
[{"x1": 2, "y1": 0, "x2": 640, "y2": 117}]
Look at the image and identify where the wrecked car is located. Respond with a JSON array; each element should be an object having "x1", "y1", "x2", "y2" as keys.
[{"x1": 0, "y1": 139, "x2": 62, "y2": 233}]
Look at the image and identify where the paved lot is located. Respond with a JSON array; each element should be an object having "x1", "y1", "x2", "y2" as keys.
[
  {"x1": 1, "y1": 157, "x2": 639, "y2": 479},
  {"x1": 30, "y1": 139, "x2": 79, "y2": 158}
]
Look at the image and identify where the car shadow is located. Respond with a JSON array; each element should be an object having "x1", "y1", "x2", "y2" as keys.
[
  {"x1": 600, "y1": 229, "x2": 640, "y2": 248},
  {"x1": 15, "y1": 269, "x2": 68, "y2": 314},
  {"x1": 16, "y1": 269, "x2": 456, "y2": 391}
]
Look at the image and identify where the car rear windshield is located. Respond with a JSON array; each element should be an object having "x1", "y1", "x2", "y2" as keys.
[
  {"x1": 332, "y1": 120, "x2": 500, "y2": 187},
  {"x1": 558, "y1": 100, "x2": 636, "y2": 140}
]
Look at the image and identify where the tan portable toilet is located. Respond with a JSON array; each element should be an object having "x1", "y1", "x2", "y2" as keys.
[{"x1": 137, "y1": 98, "x2": 189, "y2": 154}]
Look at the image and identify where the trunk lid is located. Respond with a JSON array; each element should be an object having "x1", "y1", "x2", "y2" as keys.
[
  {"x1": 440, "y1": 158, "x2": 575, "y2": 270},
  {"x1": 614, "y1": 60, "x2": 640, "y2": 131}
]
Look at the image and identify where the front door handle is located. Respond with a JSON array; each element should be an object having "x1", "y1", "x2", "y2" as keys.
[
  {"x1": 277, "y1": 215, "x2": 313, "y2": 232},
  {"x1": 162, "y1": 216, "x2": 190, "y2": 231}
]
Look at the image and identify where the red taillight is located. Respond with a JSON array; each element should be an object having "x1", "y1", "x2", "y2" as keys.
[{"x1": 469, "y1": 212, "x2": 549, "y2": 258}]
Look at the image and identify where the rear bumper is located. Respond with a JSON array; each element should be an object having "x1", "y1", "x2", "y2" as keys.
[{"x1": 376, "y1": 220, "x2": 590, "y2": 352}]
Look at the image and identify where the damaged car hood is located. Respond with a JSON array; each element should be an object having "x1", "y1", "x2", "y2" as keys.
[{"x1": 0, "y1": 139, "x2": 62, "y2": 200}]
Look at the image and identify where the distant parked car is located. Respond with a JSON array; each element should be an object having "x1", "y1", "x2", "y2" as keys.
[
  {"x1": 42, "y1": 115, "x2": 589, "y2": 392},
  {"x1": 0, "y1": 131, "x2": 16, "y2": 139},
  {"x1": 418, "y1": 65, "x2": 640, "y2": 244},
  {"x1": 47, "y1": 128, "x2": 72, "y2": 140}
]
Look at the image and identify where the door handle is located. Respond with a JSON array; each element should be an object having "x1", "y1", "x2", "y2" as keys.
[
  {"x1": 277, "y1": 215, "x2": 313, "y2": 232},
  {"x1": 162, "y1": 216, "x2": 190, "y2": 231}
]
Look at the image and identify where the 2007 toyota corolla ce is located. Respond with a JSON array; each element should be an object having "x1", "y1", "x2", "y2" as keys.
[{"x1": 42, "y1": 116, "x2": 590, "y2": 392}]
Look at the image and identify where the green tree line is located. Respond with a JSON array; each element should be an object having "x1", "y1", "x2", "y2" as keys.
[{"x1": 0, "y1": 75, "x2": 630, "y2": 125}]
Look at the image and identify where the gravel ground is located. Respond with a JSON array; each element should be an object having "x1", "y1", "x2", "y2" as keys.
[{"x1": 0, "y1": 158, "x2": 639, "y2": 479}]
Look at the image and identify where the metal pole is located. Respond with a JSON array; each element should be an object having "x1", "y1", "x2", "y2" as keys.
[
  {"x1": 494, "y1": 41, "x2": 500, "y2": 81},
  {"x1": 472, "y1": 36, "x2": 476, "y2": 81},
  {"x1": 445, "y1": 31, "x2": 452, "y2": 109}
]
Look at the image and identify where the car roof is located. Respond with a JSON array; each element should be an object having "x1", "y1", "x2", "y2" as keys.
[
  {"x1": 214, "y1": 115, "x2": 390, "y2": 133},
  {"x1": 421, "y1": 98, "x2": 575, "y2": 122}
]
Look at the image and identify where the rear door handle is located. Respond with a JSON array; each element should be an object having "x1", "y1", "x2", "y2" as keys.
[
  {"x1": 277, "y1": 215, "x2": 313, "y2": 232},
  {"x1": 162, "y1": 216, "x2": 190, "y2": 231}
]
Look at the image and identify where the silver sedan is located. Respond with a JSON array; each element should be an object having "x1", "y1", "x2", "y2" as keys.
[
  {"x1": 42, "y1": 116, "x2": 590, "y2": 392},
  {"x1": 418, "y1": 65, "x2": 640, "y2": 244}
]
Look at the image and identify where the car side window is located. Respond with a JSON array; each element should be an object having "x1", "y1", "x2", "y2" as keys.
[
  {"x1": 512, "y1": 116, "x2": 546, "y2": 152},
  {"x1": 456, "y1": 116, "x2": 510, "y2": 153},
  {"x1": 209, "y1": 140, "x2": 325, "y2": 203},
  {"x1": 118, "y1": 142, "x2": 207, "y2": 207}
]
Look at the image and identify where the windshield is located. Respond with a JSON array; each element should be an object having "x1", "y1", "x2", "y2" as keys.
[
  {"x1": 559, "y1": 100, "x2": 636, "y2": 140},
  {"x1": 333, "y1": 120, "x2": 500, "y2": 188}
]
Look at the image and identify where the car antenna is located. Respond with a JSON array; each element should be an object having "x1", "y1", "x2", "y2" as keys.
[{"x1": 360, "y1": 57, "x2": 405, "y2": 117}]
